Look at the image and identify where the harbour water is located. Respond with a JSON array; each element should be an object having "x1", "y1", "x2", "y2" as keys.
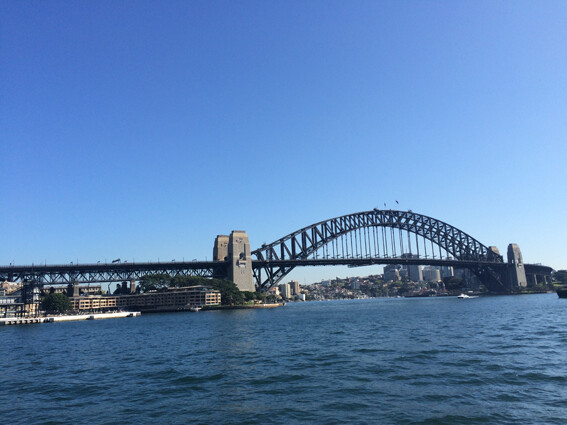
[{"x1": 2, "y1": 293, "x2": 567, "y2": 424}]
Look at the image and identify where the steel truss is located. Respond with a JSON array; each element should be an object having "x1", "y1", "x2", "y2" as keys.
[
  {"x1": 0, "y1": 261, "x2": 222, "y2": 285},
  {"x1": 251, "y1": 209, "x2": 504, "y2": 290}
]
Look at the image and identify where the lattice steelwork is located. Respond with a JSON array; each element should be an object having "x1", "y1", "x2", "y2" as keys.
[
  {"x1": 0, "y1": 261, "x2": 220, "y2": 285},
  {"x1": 252, "y1": 209, "x2": 504, "y2": 290}
]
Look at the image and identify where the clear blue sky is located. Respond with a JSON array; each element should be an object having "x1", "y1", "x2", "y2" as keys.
[{"x1": 2, "y1": 1, "x2": 566, "y2": 283}]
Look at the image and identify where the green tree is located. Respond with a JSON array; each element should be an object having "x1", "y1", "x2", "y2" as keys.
[
  {"x1": 553, "y1": 270, "x2": 567, "y2": 285},
  {"x1": 139, "y1": 273, "x2": 171, "y2": 292},
  {"x1": 41, "y1": 293, "x2": 72, "y2": 314},
  {"x1": 266, "y1": 294, "x2": 278, "y2": 303},
  {"x1": 444, "y1": 276, "x2": 464, "y2": 291},
  {"x1": 242, "y1": 291, "x2": 256, "y2": 302},
  {"x1": 207, "y1": 279, "x2": 244, "y2": 305},
  {"x1": 169, "y1": 275, "x2": 211, "y2": 288}
]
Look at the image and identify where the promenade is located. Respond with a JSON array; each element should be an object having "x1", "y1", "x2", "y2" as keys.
[{"x1": 0, "y1": 311, "x2": 141, "y2": 326}]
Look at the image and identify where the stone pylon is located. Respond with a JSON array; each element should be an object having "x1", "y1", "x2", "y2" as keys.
[
  {"x1": 213, "y1": 231, "x2": 255, "y2": 292},
  {"x1": 507, "y1": 243, "x2": 527, "y2": 290}
]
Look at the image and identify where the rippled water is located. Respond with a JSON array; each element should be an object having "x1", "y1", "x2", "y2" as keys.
[{"x1": 2, "y1": 294, "x2": 567, "y2": 424}]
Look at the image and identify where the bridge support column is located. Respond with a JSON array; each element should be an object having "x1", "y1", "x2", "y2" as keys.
[
  {"x1": 507, "y1": 243, "x2": 527, "y2": 291},
  {"x1": 213, "y1": 231, "x2": 255, "y2": 292}
]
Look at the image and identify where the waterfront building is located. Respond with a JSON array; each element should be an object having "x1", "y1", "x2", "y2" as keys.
[
  {"x1": 0, "y1": 290, "x2": 22, "y2": 318},
  {"x1": 0, "y1": 283, "x2": 39, "y2": 317},
  {"x1": 279, "y1": 283, "x2": 291, "y2": 299},
  {"x1": 117, "y1": 286, "x2": 221, "y2": 311},
  {"x1": 1, "y1": 281, "x2": 20, "y2": 294},
  {"x1": 70, "y1": 295, "x2": 118, "y2": 312}
]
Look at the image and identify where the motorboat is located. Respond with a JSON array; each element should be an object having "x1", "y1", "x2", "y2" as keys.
[{"x1": 457, "y1": 293, "x2": 477, "y2": 299}]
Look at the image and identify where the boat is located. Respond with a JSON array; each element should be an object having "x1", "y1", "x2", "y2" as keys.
[
  {"x1": 189, "y1": 306, "x2": 201, "y2": 312},
  {"x1": 556, "y1": 287, "x2": 567, "y2": 299},
  {"x1": 457, "y1": 293, "x2": 478, "y2": 299}
]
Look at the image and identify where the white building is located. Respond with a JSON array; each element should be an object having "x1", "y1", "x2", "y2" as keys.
[
  {"x1": 279, "y1": 283, "x2": 291, "y2": 299},
  {"x1": 422, "y1": 266, "x2": 441, "y2": 283}
]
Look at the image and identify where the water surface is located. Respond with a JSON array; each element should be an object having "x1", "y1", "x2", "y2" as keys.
[{"x1": 2, "y1": 294, "x2": 566, "y2": 424}]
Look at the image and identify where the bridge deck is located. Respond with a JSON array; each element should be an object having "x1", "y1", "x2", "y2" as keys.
[{"x1": 1, "y1": 257, "x2": 552, "y2": 285}]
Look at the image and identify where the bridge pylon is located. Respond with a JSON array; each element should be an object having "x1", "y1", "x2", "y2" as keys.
[
  {"x1": 213, "y1": 231, "x2": 255, "y2": 292},
  {"x1": 506, "y1": 243, "x2": 527, "y2": 292}
]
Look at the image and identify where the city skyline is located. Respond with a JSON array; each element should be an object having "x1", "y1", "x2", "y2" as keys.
[{"x1": 2, "y1": 2, "x2": 566, "y2": 284}]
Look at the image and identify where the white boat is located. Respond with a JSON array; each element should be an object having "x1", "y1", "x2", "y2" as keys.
[{"x1": 457, "y1": 293, "x2": 477, "y2": 299}]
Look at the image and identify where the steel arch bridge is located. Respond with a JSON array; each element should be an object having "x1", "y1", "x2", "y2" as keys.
[
  {"x1": 1, "y1": 209, "x2": 551, "y2": 294},
  {"x1": 251, "y1": 209, "x2": 505, "y2": 291}
]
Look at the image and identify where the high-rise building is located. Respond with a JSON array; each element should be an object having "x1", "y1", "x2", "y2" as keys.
[
  {"x1": 279, "y1": 283, "x2": 291, "y2": 299},
  {"x1": 440, "y1": 257, "x2": 454, "y2": 279},
  {"x1": 401, "y1": 253, "x2": 422, "y2": 282},
  {"x1": 422, "y1": 266, "x2": 441, "y2": 283},
  {"x1": 288, "y1": 280, "x2": 300, "y2": 295},
  {"x1": 383, "y1": 266, "x2": 401, "y2": 282}
]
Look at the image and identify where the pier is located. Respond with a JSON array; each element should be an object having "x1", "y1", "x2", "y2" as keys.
[{"x1": 0, "y1": 311, "x2": 141, "y2": 326}]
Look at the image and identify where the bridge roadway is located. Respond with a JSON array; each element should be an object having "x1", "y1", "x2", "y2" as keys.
[{"x1": 0, "y1": 258, "x2": 551, "y2": 286}]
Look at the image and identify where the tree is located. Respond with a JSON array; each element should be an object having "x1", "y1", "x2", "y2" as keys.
[
  {"x1": 208, "y1": 279, "x2": 244, "y2": 305},
  {"x1": 242, "y1": 291, "x2": 256, "y2": 302},
  {"x1": 139, "y1": 273, "x2": 171, "y2": 292},
  {"x1": 553, "y1": 270, "x2": 567, "y2": 285},
  {"x1": 170, "y1": 275, "x2": 210, "y2": 288},
  {"x1": 41, "y1": 293, "x2": 72, "y2": 314},
  {"x1": 444, "y1": 276, "x2": 464, "y2": 291}
]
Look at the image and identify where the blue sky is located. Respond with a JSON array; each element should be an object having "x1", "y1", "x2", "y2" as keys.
[{"x1": 2, "y1": 1, "x2": 566, "y2": 283}]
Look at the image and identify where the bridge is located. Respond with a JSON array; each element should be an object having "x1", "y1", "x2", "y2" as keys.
[{"x1": 0, "y1": 209, "x2": 554, "y2": 294}]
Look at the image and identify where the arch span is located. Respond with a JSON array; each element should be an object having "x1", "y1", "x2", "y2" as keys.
[{"x1": 252, "y1": 209, "x2": 504, "y2": 291}]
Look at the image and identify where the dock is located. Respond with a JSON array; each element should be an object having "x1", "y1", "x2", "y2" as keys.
[{"x1": 0, "y1": 311, "x2": 141, "y2": 326}]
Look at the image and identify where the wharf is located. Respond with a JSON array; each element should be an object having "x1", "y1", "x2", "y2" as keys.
[{"x1": 0, "y1": 311, "x2": 141, "y2": 326}]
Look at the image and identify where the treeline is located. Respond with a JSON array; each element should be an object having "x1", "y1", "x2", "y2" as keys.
[
  {"x1": 554, "y1": 270, "x2": 567, "y2": 285},
  {"x1": 136, "y1": 274, "x2": 270, "y2": 305}
]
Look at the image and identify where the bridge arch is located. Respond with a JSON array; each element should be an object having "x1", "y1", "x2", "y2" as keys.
[{"x1": 252, "y1": 209, "x2": 504, "y2": 290}]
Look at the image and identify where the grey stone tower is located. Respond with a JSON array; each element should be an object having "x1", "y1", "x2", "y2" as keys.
[
  {"x1": 213, "y1": 231, "x2": 255, "y2": 292},
  {"x1": 507, "y1": 243, "x2": 527, "y2": 290},
  {"x1": 213, "y1": 235, "x2": 229, "y2": 261}
]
